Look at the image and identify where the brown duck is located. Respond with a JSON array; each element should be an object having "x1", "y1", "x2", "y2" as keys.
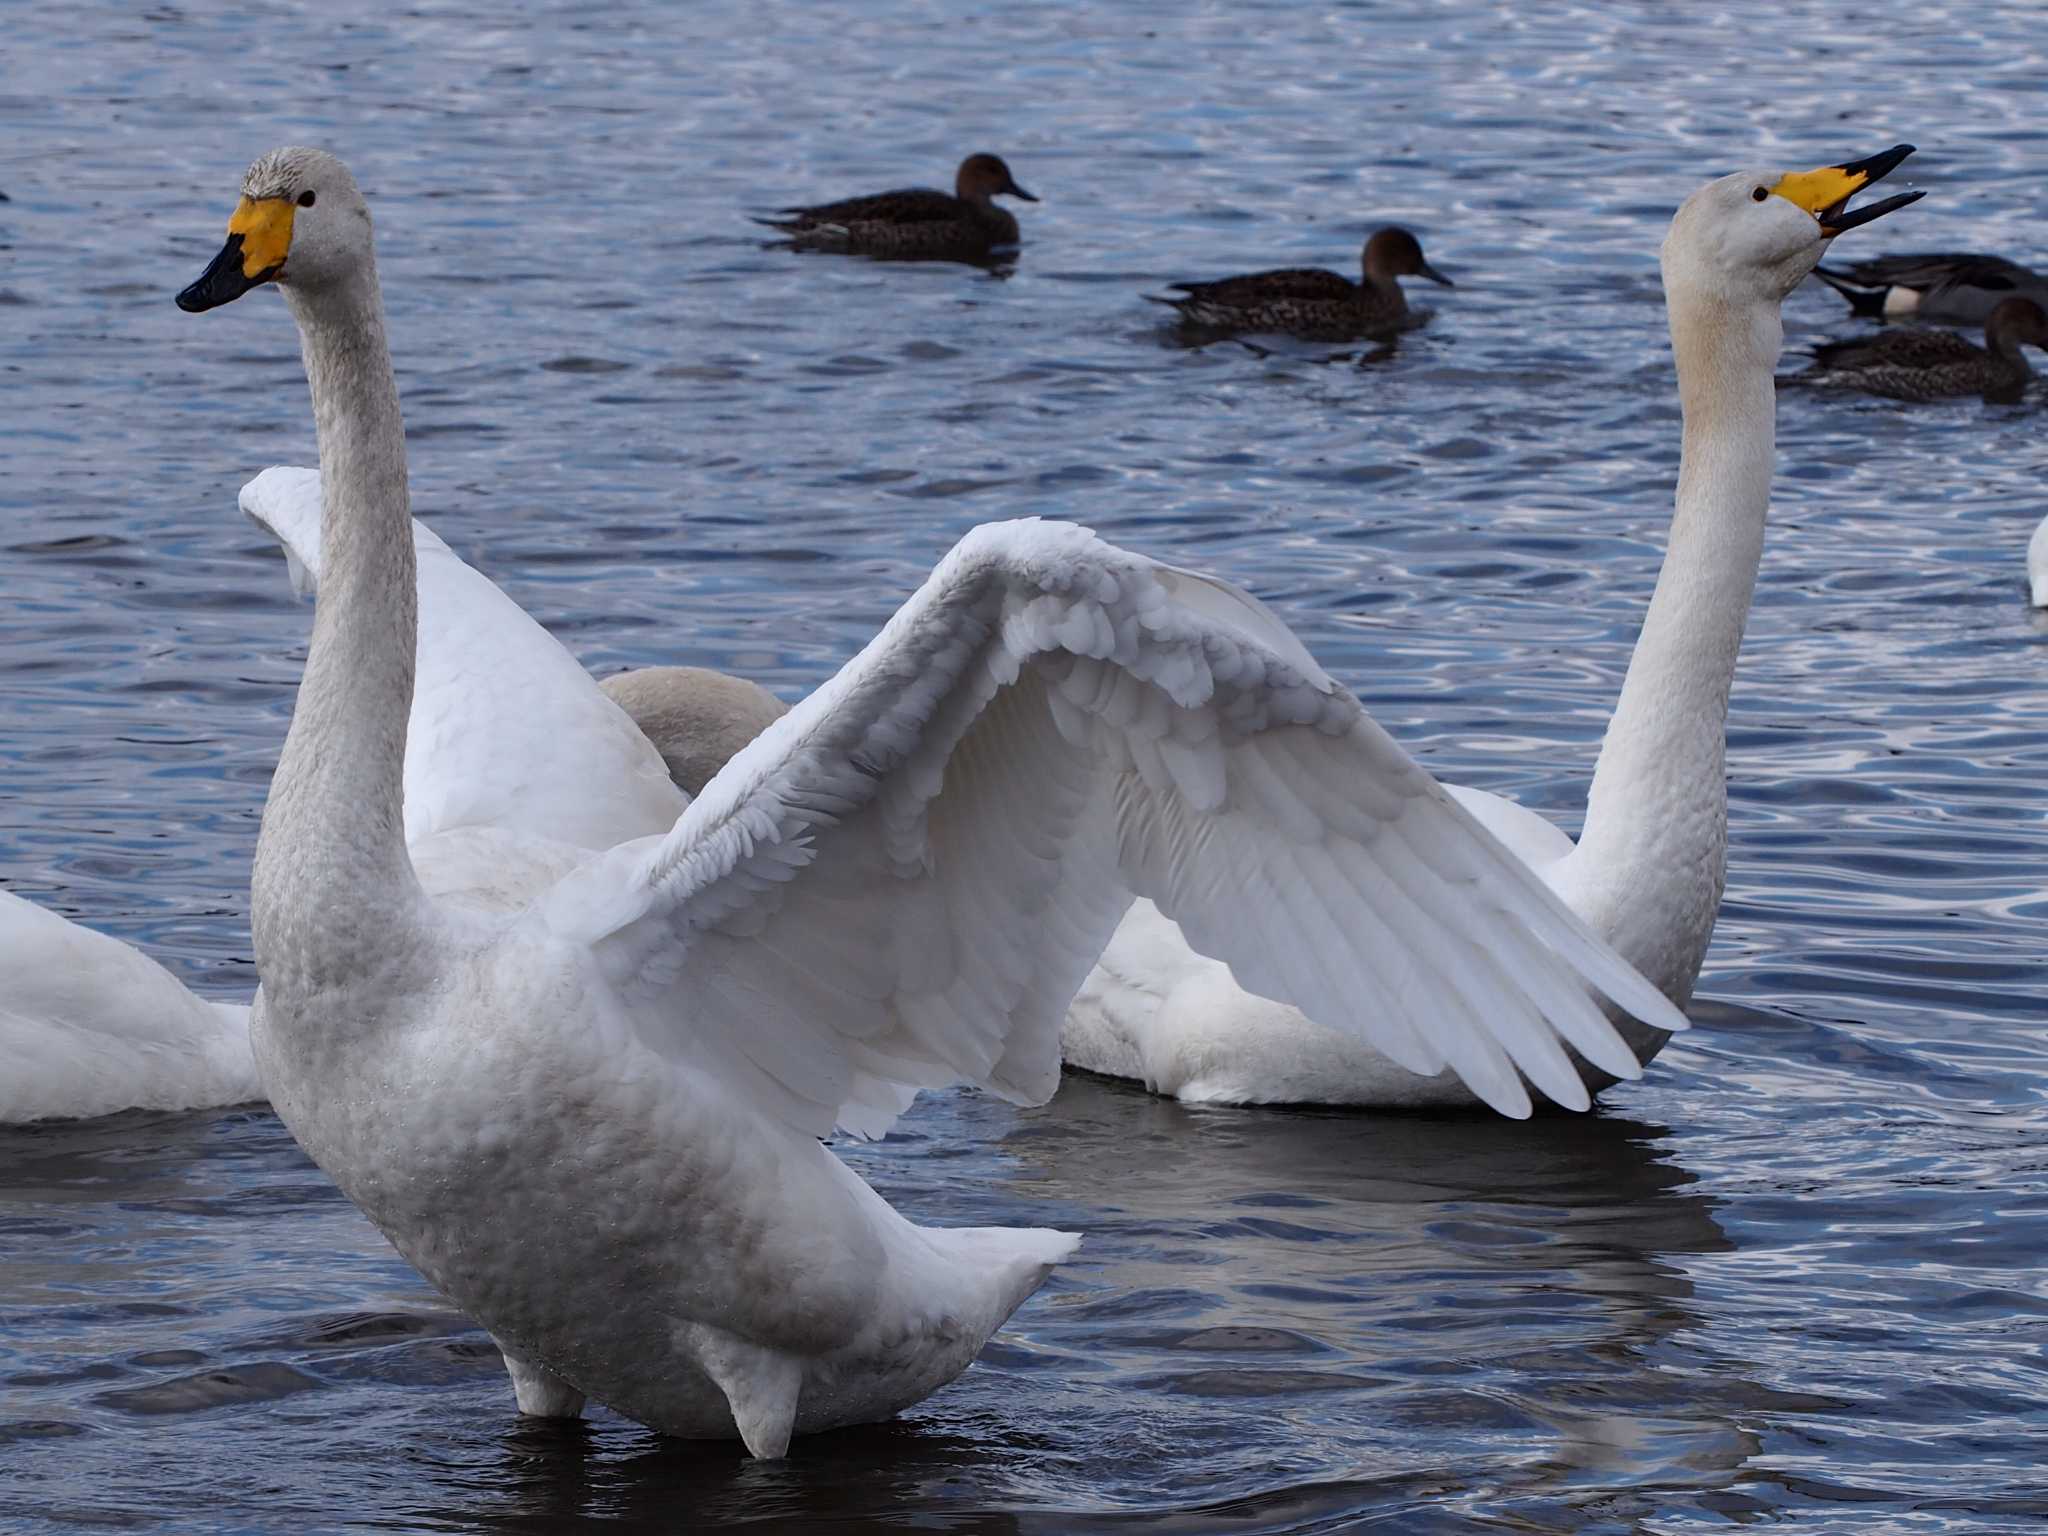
[
  {"x1": 758, "y1": 153, "x2": 1036, "y2": 262},
  {"x1": 1789, "y1": 297, "x2": 2048, "y2": 403},
  {"x1": 1151, "y1": 226, "x2": 1452, "y2": 339}
]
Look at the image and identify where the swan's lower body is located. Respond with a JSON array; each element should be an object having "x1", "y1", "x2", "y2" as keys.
[{"x1": 251, "y1": 964, "x2": 1073, "y2": 1457}]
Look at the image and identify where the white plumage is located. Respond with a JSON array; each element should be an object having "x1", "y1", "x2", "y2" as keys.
[
  {"x1": 188, "y1": 146, "x2": 1681, "y2": 1458},
  {"x1": 1065, "y1": 147, "x2": 1925, "y2": 1107},
  {"x1": 0, "y1": 888, "x2": 257, "y2": 1122},
  {"x1": 241, "y1": 465, "x2": 1676, "y2": 1135}
]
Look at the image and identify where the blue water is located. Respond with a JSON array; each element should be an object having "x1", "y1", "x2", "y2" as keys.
[{"x1": 4, "y1": 1, "x2": 2048, "y2": 1530}]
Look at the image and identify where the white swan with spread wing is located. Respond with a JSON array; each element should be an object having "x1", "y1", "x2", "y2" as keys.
[
  {"x1": 1062, "y1": 146, "x2": 1922, "y2": 1106},
  {"x1": 175, "y1": 147, "x2": 1681, "y2": 1455}
]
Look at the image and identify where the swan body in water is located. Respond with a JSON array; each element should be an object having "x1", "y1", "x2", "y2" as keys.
[
  {"x1": 2028, "y1": 514, "x2": 2048, "y2": 608},
  {"x1": 176, "y1": 146, "x2": 1679, "y2": 1455},
  {"x1": 1064, "y1": 146, "x2": 1924, "y2": 1107},
  {"x1": 0, "y1": 521, "x2": 778, "y2": 1125},
  {"x1": 0, "y1": 888, "x2": 256, "y2": 1122}
]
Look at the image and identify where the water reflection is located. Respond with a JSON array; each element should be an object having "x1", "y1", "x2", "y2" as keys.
[{"x1": 0, "y1": 1079, "x2": 1751, "y2": 1530}]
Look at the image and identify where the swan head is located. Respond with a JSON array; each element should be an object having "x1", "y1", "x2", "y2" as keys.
[
  {"x1": 176, "y1": 148, "x2": 370, "y2": 313},
  {"x1": 1662, "y1": 144, "x2": 1921, "y2": 307}
]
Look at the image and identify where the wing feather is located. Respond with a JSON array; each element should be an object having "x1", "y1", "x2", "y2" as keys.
[
  {"x1": 533, "y1": 519, "x2": 1682, "y2": 1138},
  {"x1": 240, "y1": 467, "x2": 685, "y2": 856}
]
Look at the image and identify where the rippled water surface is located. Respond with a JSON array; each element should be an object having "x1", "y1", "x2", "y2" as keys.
[{"x1": 5, "y1": 1, "x2": 2048, "y2": 1530}]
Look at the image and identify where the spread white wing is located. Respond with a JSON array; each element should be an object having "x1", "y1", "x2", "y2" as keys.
[{"x1": 535, "y1": 519, "x2": 1684, "y2": 1136}]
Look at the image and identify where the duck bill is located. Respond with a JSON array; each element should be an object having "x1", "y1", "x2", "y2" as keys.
[
  {"x1": 1004, "y1": 180, "x2": 1039, "y2": 203},
  {"x1": 1772, "y1": 143, "x2": 1923, "y2": 238},
  {"x1": 1417, "y1": 260, "x2": 1454, "y2": 288}
]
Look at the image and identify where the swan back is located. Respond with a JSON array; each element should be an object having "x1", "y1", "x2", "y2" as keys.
[{"x1": 2028, "y1": 515, "x2": 2048, "y2": 608}]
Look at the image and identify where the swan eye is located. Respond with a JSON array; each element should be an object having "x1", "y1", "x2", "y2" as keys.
[
  {"x1": 1751, "y1": 186, "x2": 1769, "y2": 203},
  {"x1": 298, "y1": 190, "x2": 317, "y2": 208}
]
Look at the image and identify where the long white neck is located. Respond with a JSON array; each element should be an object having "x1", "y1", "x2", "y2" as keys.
[
  {"x1": 1560, "y1": 283, "x2": 1780, "y2": 1009},
  {"x1": 251, "y1": 261, "x2": 427, "y2": 999}
]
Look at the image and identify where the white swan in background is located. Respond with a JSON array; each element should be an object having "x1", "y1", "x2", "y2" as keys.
[
  {"x1": 0, "y1": 498, "x2": 680, "y2": 1126},
  {"x1": 2028, "y1": 517, "x2": 2048, "y2": 608},
  {"x1": 1062, "y1": 145, "x2": 1923, "y2": 1107},
  {"x1": 0, "y1": 887, "x2": 256, "y2": 1121},
  {"x1": 0, "y1": 532, "x2": 758, "y2": 1125},
  {"x1": 177, "y1": 147, "x2": 1681, "y2": 1457}
]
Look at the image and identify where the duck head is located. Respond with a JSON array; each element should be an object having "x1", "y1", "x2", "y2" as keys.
[
  {"x1": 1987, "y1": 296, "x2": 2048, "y2": 354},
  {"x1": 955, "y1": 153, "x2": 1037, "y2": 206},
  {"x1": 1363, "y1": 226, "x2": 1452, "y2": 288}
]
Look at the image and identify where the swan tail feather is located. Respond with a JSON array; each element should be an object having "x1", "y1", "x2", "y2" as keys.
[{"x1": 924, "y1": 1223, "x2": 1079, "y2": 1329}]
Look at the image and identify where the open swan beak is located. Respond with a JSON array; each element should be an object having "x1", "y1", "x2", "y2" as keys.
[{"x1": 1772, "y1": 144, "x2": 1922, "y2": 238}]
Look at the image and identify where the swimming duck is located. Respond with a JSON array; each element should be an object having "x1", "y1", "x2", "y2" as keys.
[
  {"x1": 1811, "y1": 250, "x2": 2047, "y2": 324},
  {"x1": 182, "y1": 147, "x2": 1674, "y2": 1456},
  {"x1": 1150, "y1": 226, "x2": 1452, "y2": 340},
  {"x1": 0, "y1": 887, "x2": 257, "y2": 1122},
  {"x1": 1788, "y1": 296, "x2": 2048, "y2": 403},
  {"x1": 757, "y1": 152, "x2": 1036, "y2": 261},
  {"x1": 1068, "y1": 147, "x2": 1923, "y2": 1105}
]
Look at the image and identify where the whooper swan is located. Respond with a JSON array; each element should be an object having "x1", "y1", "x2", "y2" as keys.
[
  {"x1": 178, "y1": 147, "x2": 1679, "y2": 1456},
  {"x1": 1066, "y1": 145, "x2": 1923, "y2": 1106}
]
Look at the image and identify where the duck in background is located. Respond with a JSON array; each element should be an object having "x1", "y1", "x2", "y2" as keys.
[
  {"x1": 756, "y1": 152, "x2": 1036, "y2": 262},
  {"x1": 1150, "y1": 226, "x2": 1452, "y2": 340},
  {"x1": 1811, "y1": 250, "x2": 2048, "y2": 324},
  {"x1": 1786, "y1": 296, "x2": 2048, "y2": 403}
]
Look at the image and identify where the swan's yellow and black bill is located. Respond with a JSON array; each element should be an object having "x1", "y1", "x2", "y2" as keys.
[
  {"x1": 176, "y1": 197, "x2": 295, "y2": 312},
  {"x1": 1772, "y1": 144, "x2": 1923, "y2": 237}
]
